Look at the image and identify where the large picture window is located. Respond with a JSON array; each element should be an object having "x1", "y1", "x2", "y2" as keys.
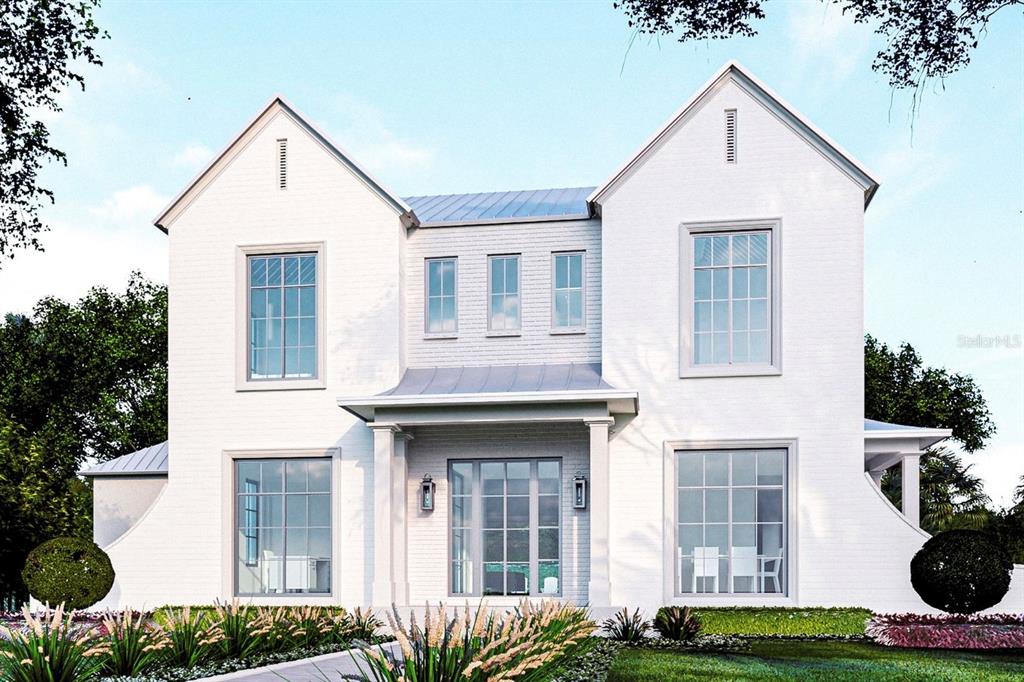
[
  {"x1": 692, "y1": 232, "x2": 770, "y2": 366},
  {"x1": 236, "y1": 458, "x2": 331, "y2": 595},
  {"x1": 248, "y1": 254, "x2": 317, "y2": 379},
  {"x1": 676, "y1": 449, "x2": 786, "y2": 595},
  {"x1": 450, "y1": 459, "x2": 561, "y2": 597}
]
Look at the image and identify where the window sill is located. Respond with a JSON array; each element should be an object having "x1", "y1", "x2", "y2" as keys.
[
  {"x1": 485, "y1": 330, "x2": 521, "y2": 338},
  {"x1": 681, "y1": 365, "x2": 782, "y2": 379},
  {"x1": 550, "y1": 328, "x2": 586, "y2": 336},
  {"x1": 236, "y1": 379, "x2": 326, "y2": 392},
  {"x1": 423, "y1": 333, "x2": 458, "y2": 340},
  {"x1": 669, "y1": 594, "x2": 793, "y2": 606}
]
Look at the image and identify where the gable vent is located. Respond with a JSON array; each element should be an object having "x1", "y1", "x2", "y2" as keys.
[
  {"x1": 725, "y1": 109, "x2": 737, "y2": 164},
  {"x1": 277, "y1": 138, "x2": 288, "y2": 189}
]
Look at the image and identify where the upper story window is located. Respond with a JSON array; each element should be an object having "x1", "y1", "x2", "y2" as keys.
[
  {"x1": 692, "y1": 232, "x2": 769, "y2": 366},
  {"x1": 488, "y1": 255, "x2": 520, "y2": 332},
  {"x1": 552, "y1": 252, "x2": 585, "y2": 331},
  {"x1": 425, "y1": 258, "x2": 458, "y2": 334},
  {"x1": 249, "y1": 254, "x2": 317, "y2": 380}
]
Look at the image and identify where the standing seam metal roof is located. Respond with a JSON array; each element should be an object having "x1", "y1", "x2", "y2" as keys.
[
  {"x1": 378, "y1": 363, "x2": 614, "y2": 396},
  {"x1": 404, "y1": 187, "x2": 596, "y2": 226},
  {"x1": 80, "y1": 441, "x2": 169, "y2": 476}
]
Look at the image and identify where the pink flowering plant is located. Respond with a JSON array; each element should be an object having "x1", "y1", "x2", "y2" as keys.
[{"x1": 867, "y1": 612, "x2": 1024, "y2": 649}]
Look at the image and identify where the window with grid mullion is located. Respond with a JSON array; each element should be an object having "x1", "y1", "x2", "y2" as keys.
[
  {"x1": 489, "y1": 255, "x2": 520, "y2": 330},
  {"x1": 249, "y1": 254, "x2": 317, "y2": 379}
]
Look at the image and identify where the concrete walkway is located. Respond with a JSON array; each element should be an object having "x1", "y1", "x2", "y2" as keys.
[{"x1": 195, "y1": 642, "x2": 400, "y2": 682}]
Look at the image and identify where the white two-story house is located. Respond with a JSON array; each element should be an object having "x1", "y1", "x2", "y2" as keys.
[{"x1": 83, "y1": 61, "x2": 1020, "y2": 613}]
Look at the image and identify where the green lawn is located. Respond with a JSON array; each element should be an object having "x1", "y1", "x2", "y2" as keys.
[{"x1": 607, "y1": 640, "x2": 1024, "y2": 681}]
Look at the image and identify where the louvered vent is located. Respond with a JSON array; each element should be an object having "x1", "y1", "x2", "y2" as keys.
[
  {"x1": 277, "y1": 139, "x2": 287, "y2": 189},
  {"x1": 725, "y1": 109, "x2": 737, "y2": 163}
]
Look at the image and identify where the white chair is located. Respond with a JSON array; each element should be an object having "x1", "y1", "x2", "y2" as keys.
[
  {"x1": 760, "y1": 557, "x2": 782, "y2": 594},
  {"x1": 542, "y1": 576, "x2": 559, "y2": 594},
  {"x1": 691, "y1": 546, "x2": 719, "y2": 593},
  {"x1": 731, "y1": 546, "x2": 758, "y2": 592}
]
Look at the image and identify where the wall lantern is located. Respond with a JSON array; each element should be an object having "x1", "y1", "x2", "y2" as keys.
[
  {"x1": 572, "y1": 472, "x2": 588, "y2": 509},
  {"x1": 420, "y1": 474, "x2": 436, "y2": 511}
]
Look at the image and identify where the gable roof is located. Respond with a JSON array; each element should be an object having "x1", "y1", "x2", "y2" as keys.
[
  {"x1": 588, "y1": 60, "x2": 880, "y2": 211},
  {"x1": 405, "y1": 187, "x2": 596, "y2": 227},
  {"x1": 80, "y1": 441, "x2": 169, "y2": 477},
  {"x1": 153, "y1": 95, "x2": 417, "y2": 232}
]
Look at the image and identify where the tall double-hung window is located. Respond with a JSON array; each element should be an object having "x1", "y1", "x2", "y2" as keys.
[
  {"x1": 488, "y1": 255, "x2": 520, "y2": 331},
  {"x1": 676, "y1": 449, "x2": 786, "y2": 595},
  {"x1": 236, "y1": 458, "x2": 331, "y2": 595},
  {"x1": 690, "y1": 228, "x2": 775, "y2": 370},
  {"x1": 248, "y1": 254, "x2": 317, "y2": 379},
  {"x1": 450, "y1": 459, "x2": 561, "y2": 597},
  {"x1": 552, "y1": 252, "x2": 584, "y2": 330},
  {"x1": 425, "y1": 258, "x2": 457, "y2": 334}
]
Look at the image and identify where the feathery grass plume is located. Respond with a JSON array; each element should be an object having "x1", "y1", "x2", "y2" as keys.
[
  {"x1": 89, "y1": 608, "x2": 169, "y2": 677},
  {"x1": 0, "y1": 604, "x2": 104, "y2": 682},
  {"x1": 211, "y1": 598, "x2": 264, "y2": 659},
  {"x1": 355, "y1": 599, "x2": 594, "y2": 681},
  {"x1": 156, "y1": 606, "x2": 221, "y2": 668}
]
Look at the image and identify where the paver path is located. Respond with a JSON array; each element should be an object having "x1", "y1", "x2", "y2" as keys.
[{"x1": 195, "y1": 642, "x2": 400, "y2": 682}]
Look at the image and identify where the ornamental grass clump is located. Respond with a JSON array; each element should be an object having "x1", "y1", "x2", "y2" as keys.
[
  {"x1": 357, "y1": 600, "x2": 595, "y2": 681},
  {"x1": 155, "y1": 606, "x2": 223, "y2": 668},
  {"x1": 0, "y1": 605, "x2": 103, "y2": 682},
  {"x1": 89, "y1": 609, "x2": 169, "y2": 677},
  {"x1": 210, "y1": 599, "x2": 263, "y2": 659},
  {"x1": 653, "y1": 606, "x2": 701, "y2": 641},
  {"x1": 601, "y1": 607, "x2": 649, "y2": 642}
]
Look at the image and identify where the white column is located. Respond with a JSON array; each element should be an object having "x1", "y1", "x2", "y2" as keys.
[
  {"x1": 586, "y1": 417, "x2": 614, "y2": 607},
  {"x1": 370, "y1": 423, "x2": 399, "y2": 606},
  {"x1": 391, "y1": 433, "x2": 412, "y2": 606},
  {"x1": 901, "y1": 454, "x2": 921, "y2": 528}
]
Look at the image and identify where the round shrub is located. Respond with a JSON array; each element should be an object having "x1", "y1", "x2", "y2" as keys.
[
  {"x1": 21, "y1": 537, "x2": 115, "y2": 610},
  {"x1": 910, "y1": 530, "x2": 1012, "y2": 614}
]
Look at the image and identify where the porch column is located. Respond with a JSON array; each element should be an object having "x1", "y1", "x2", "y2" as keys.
[
  {"x1": 586, "y1": 417, "x2": 614, "y2": 607},
  {"x1": 392, "y1": 432, "x2": 412, "y2": 606},
  {"x1": 370, "y1": 423, "x2": 401, "y2": 605},
  {"x1": 901, "y1": 454, "x2": 921, "y2": 528}
]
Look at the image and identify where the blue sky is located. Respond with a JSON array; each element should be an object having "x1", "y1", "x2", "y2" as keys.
[{"x1": 0, "y1": 1, "x2": 1020, "y2": 503}]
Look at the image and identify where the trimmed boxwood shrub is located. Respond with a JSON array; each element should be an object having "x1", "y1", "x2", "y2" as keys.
[
  {"x1": 22, "y1": 537, "x2": 115, "y2": 609},
  {"x1": 910, "y1": 530, "x2": 1012, "y2": 614}
]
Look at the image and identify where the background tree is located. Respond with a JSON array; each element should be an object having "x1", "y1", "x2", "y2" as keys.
[
  {"x1": 614, "y1": 0, "x2": 1021, "y2": 95},
  {"x1": 0, "y1": 0, "x2": 106, "y2": 262},
  {"x1": 0, "y1": 274, "x2": 166, "y2": 602}
]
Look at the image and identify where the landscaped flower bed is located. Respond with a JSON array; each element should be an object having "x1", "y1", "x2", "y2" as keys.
[
  {"x1": 867, "y1": 612, "x2": 1024, "y2": 649},
  {"x1": 0, "y1": 601, "x2": 383, "y2": 681}
]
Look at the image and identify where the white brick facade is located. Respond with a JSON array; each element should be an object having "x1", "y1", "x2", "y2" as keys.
[{"x1": 91, "y1": 64, "x2": 1023, "y2": 614}]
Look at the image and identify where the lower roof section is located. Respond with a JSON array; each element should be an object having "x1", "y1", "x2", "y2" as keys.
[
  {"x1": 864, "y1": 418, "x2": 952, "y2": 451},
  {"x1": 338, "y1": 363, "x2": 638, "y2": 422},
  {"x1": 80, "y1": 441, "x2": 169, "y2": 477}
]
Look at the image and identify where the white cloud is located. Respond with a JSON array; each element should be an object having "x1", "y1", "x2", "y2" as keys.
[
  {"x1": 89, "y1": 184, "x2": 169, "y2": 224},
  {"x1": 171, "y1": 143, "x2": 213, "y2": 170}
]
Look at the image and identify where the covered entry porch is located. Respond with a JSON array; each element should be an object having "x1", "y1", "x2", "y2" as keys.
[{"x1": 338, "y1": 363, "x2": 638, "y2": 607}]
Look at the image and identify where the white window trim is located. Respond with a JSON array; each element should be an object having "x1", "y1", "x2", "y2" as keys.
[
  {"x1": 221, "y1": 447, "x2": 341, "y2": 603},
  {"x1": 235, "y1": 242, "x2": 326, "y2": 392},
  {"x1": 487, "y1": 254, "x2": 522, "y2": 335},
  {"x1": 679, "y1": 219, "x2": 782, "y2": 378},
  {"x1": 424, "y1": 257, "x2": 458, "y2": 339},
  {"x1": 550, "y1": 251, "x2": 586, "y2": 334},
  {"x1": 661, "y1": 438, "x2": 799, "y2": 606}
]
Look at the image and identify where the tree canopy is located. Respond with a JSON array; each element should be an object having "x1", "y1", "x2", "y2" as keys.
[
  {"x1": 0, "y1": 0, "x2": 106, "y2": 262},
  {"x1": 0, "y1": 274, "x2": 166, "y2": 601},
  {"x1": 614, "y1": 0, "x2": 1020, "y2": 93}
]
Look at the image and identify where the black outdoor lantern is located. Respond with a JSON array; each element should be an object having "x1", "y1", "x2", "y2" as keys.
[
  {"x1": 572, "y1": 471, "x2": 588, "y2": 509},
  {"x1": 420, "y1": 474, "x2": 436, "y2": 511}
]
